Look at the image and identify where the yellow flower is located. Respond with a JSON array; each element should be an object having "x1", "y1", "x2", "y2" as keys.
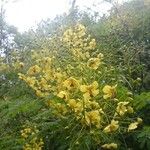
[
  {"x1": 56, "y1": 103, "x2": 67, "y2": 115},
  {"x1": 63, "y1": 77, "x2": 79, "y2": 90},
  {"x1": 18, "y1": 62, "x2": 24, "y2": 68},
  {"x1": 128, "y1": 117, "x2": 142, "y2": 132},
  {"x1": 97, "y1": 53, "x2": 104, "y2": 59},
  {"x1": 88, "y1": 39, "x2": 96, "y2": 49},
  {"x1": 102, "y1": 85, "x2": 117, "y2": 99},
  {"x1": 35, "y1": 90, "x2": 44, "y2": 97},
  {"x1": 85, "y1": 52, "x2": 90, "y2": 58},
  {"x1": 27, "y1": 65, "x2": 41, "y2": 75},
  {"x1": 21, "y1": 126, "x2": 44, "y2": 150},
  {"x1": 83, "y1": 92, "x2": 92, "y2": 101},
  {"x1": 38, "y1": 78, "x2": 51, "y2": 91},
  {"x1": 88, "y1": 101, "x2": 100, "y2": 109},
  {"x1": 18, "y1": 73, "x2": 26, "y2": 80},
  {"x1": 57, "y1": 91, "x2": 69, "y2": 101},
  {"x1": 67, "y1": 99, "x2": 77, "y2": 109},
  {"x1": 54, "y1": 72, "x2": 64, "y2": 83},
  {"x1": 80, "y1": 81, "x2": 99, "y2": 100},
  {"x1": 74, "y1": 101, "x2": 83, "y2": 114},
  {"x1": 21, "y1": 132, "x2": 28, "y2": 139},
  {"x1": 103, "y1": 120, "x2": 119, "y2": 133},
  {"x1": 128, "y1": 122, "x2": 138, "y2": 132},
  {"x1": 116, "y1": 102, "x2": 129, "y2": 116},
  {"x1": 85, "y1": 110, "x2": 101, "y2": 128},
  {"x1": 43, "y1": 57, "x2": 52, "y2": 64},
  {"x1": 43, "y1": 70, "x2": 53, "y2": 80},
  {"x1": 87, "y1": 58, "x2": 101, "y2": 70},
  {"x1": 102, "y1": 143, "x2": 117, "y2": 149},
  {"x1": 127, "y1": 106, "x2": 134, "y2": 113},
  {"x1": 21, "y1": 127, "x2": 32, "y2": 139}
]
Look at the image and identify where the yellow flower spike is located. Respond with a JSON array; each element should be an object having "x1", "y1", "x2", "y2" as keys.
[
  {"x1": 128, "y1": 122, "x2": 138, "y2": 132},
  {"x1": 21, "y1": 126, "x2": 44, "y2": 150},
  {"x1": 63, "y1": 77, "x2": 79, "y2": 90},
  {"x1": 103, "y1": 120, "x2": 119, "y2": 133},
  {"x1": 102, "y1": 85, "x2": 117, "y2": 99},
  {"x1": 62, "y1": 24, "x2": 97, "y2": 60},
  {"x1": 101, "y1": 143, "x2": 117, "y2": 149},
  {"x1": 87, "y1": 58, "x2": 101, "y2": 70},
  {"x1": 116, "y1": 102, "x2": 129, "y2": 116},
  {"x1": 57, "y1": 91, "x2": 69, "y2": 101}
]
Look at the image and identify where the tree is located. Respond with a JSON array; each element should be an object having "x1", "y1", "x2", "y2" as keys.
[{"x1": 0, "y1": 0, "x2": 18, "y2": 63}]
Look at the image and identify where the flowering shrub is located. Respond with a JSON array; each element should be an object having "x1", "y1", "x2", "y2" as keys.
[{"x1": 18, "y1": 24, "x2": 142, "y2": 149}]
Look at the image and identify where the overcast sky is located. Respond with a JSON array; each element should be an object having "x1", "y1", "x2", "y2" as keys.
[{"x1": 1, "y1": 0, "x2": 127, "y2": 32}]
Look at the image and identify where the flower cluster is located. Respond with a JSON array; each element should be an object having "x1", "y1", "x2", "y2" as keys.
[
  {"x1": 21, "y1": 126, "x2": 44, "y2": 150},
  {"x1": 18, "y1": 24, "x2": 142, "y2": 149},
  {"x1": 62, "y1": 24, "x2": 97, "y2": 60}
]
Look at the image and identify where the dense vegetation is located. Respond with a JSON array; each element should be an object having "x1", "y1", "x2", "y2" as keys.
[{"x1": 0, "y1": 0, "x2": 150, "y2": 149}]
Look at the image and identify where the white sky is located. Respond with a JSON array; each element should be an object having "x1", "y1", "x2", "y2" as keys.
[{"x1": 1, "y1": 0, "x2": 127, "y2": 32}]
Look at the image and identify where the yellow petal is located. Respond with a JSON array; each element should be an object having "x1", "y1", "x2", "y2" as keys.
[
  {"x1": 102, "y1": 85, "x2": 111, "y2": 94},
  {"x1": 137, "y1": 118, "x2": 143, "y2": 124},
  {"x1": 128, "y1": 122, "x2": 138, "y2": 132},
  {"x1": 92, "y1": 81, "x2": 99, "y2": 89},
  {"x1": 83, "y1": 93, "x2": 91, "y2": 101},
  {"x1": 102, "y1": 143, "x2": 117, "y2": 149},
  {"x1": 92, "y1": 89, "x2": 99, "y2": 97},
  {"x1": 80, "y1": 85, "x2": 87, "y2": 92},
  {"x1": 103, "y1": 94, "x2": 110, "y2": 99}
]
